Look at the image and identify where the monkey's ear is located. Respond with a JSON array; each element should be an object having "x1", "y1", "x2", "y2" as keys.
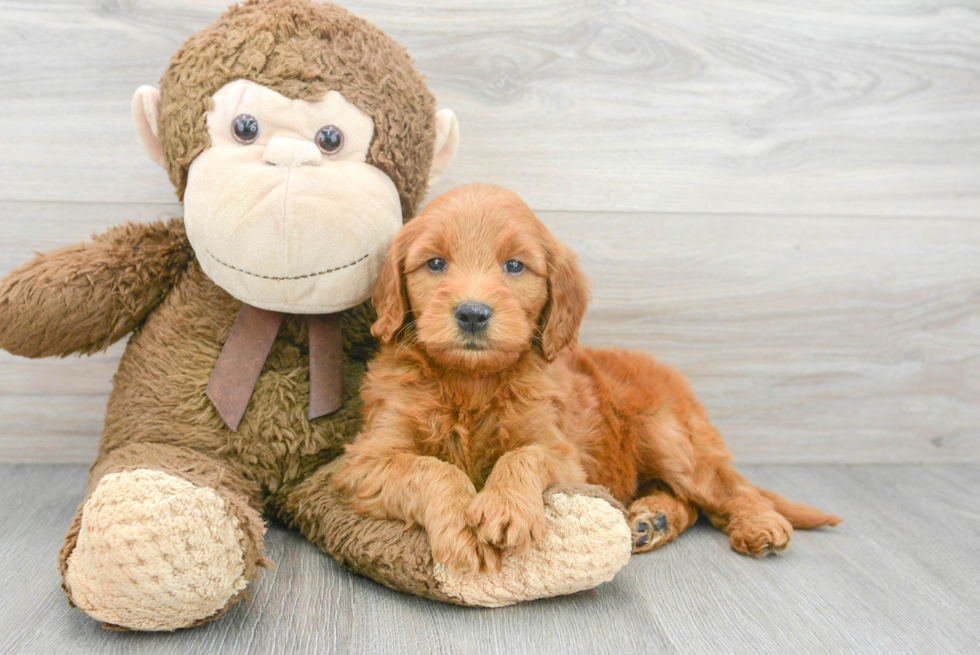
[
  {"x1": 428, "y1": 108, "x2": 459, "y2": 186},
  {"x1": 132, "y1": 86, "x2": 166, "y2": 168}
]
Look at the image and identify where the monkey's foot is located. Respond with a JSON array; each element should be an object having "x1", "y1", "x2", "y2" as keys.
[
  {"x1": 433, "y1": 484, "x2": 632, "y2": 606},
  {"x1": 64, "y1": 469, "x2": 250, "y2": 631}
]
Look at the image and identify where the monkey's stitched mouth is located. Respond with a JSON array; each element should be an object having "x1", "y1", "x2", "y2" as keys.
[{"x1": 205, "y1": 250, "x2": 369, "y2": 280}]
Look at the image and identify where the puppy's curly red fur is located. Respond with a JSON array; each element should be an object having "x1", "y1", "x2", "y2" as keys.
[{"x1": 334, "y1": 184, "x2": 840, "y2": 572}]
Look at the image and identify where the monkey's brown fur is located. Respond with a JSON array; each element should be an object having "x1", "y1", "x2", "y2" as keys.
[
  {"x1": 158, "y1": 0, "x2": 436, "y2": 217},
  {"x1": 0, "y1": 0, "x2": 454, "y2": 627}
]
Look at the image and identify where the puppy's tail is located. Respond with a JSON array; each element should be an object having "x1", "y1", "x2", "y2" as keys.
[{"x1": 760, "y1": 488, "x2": 842, "y2": 529}]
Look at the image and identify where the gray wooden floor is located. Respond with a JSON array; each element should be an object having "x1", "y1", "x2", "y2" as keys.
[{"x1": 1, "y1": 464, "x2": 977, "y2": 655}]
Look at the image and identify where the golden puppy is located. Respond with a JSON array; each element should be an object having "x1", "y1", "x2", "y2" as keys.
[{"x1": 334, "y1": 183, "x2": 840, "y2": 572}]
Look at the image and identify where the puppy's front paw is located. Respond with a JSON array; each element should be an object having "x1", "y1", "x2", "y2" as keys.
[
  {"x1": 465, "y1": 488, "x2": 546, "y2": 555},
  {"x1": 429, "y1": 519, "x2": 501, "y2": 573},
  {"x1": 331, "y1": 458, "x2": 388, "y2": 519}
]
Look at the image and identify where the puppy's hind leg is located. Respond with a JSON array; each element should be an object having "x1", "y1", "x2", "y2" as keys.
[
  {"x1": 678, "y1": 415, "x2": 839, "y2": 556},
  {"x1": 638, "y1": 405, "x2": 824, "y2": 557},
  {"x1": 627, "y1": 481, "x2": 699, "y2": 553}
]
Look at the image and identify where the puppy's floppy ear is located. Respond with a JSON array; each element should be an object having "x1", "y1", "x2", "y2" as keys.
[
  {"x1": 539, "y1": 238, "x2": 590, "y2": 361},
  {"x1": 371, "y1": 224, "x2": 416, "y2": 342}
]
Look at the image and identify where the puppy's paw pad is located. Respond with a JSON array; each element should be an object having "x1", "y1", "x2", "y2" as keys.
[{"x1": 630, "y1": 510, "x2": 669, "y2": 553}]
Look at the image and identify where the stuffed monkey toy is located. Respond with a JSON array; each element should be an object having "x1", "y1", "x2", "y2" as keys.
[{"x1": 0, "y1": 0, "x2": 631, "y2": 631}]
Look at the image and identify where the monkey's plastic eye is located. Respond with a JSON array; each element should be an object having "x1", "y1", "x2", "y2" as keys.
[
  {"x1": 316, "y1": 125, "x2": 344, "y2": 154},
  {"x1": 427, "y1": 258, "x2": 447, "y2": 272},
  {"x1": 504, "y1": 260, "x2": 525, "y2": 275},
  {"x1": 232, "y1": 114, "x2": 260, "y2": 144}
]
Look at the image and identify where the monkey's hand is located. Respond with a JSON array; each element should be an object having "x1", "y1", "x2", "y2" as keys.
[{"x1": 0, "y1": 218, "x2": 191, "y2": 358}]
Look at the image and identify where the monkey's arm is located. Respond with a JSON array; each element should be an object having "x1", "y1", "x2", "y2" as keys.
[
  {"x1": 0, "y1": 217, "x2": 192, "y2": 358},
  {"x1": 278, "y1": 458, "x2": 634, "y2": 607}
]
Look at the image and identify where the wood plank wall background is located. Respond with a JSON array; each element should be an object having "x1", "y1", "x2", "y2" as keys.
[{"x1": 0, "y1": 0, "x2": 977, "y2": 464}]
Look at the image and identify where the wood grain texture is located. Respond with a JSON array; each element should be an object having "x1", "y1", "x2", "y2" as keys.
[
  {"x1": 1, "y1": 0, "x2": 978, "y2": 464},
  {"x1": 553, "y1": 211, "x2": 980, "y2": 465},
  {"x1": 0, "y1": 464, "x2": 977, "y2": 654},
  {"x1": 0, "y1": 0, "x2": 978, "y2": 216},
  {"x1": 2, "y1": 202, "x2": 977, "y2": 464}
]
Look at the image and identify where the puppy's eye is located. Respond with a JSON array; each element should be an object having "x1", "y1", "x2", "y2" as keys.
[
  {"x1": 232, "y1": 114, "x2": 260, "y2": 144},
  {"x1": 504, "y1": 260, "x2": 525, "y2": 275},
  {"x1": 316, "y1": 125, "x2": 344, "y2": 154},
  {"x1": 427, "y1": 258, "x2": 448, "y2": 272}
]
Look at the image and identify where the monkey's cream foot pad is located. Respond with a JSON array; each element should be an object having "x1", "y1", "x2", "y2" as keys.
[
  {"x1": 433, "y1": 486, "x2": 633, "y2": 606},
  {"x1": 64, "y1": 469, "x2": 248, "y2": 631}
]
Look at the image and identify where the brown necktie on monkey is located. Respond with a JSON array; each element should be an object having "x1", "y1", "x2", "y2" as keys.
[{"x1": 206, "y1": 304, "x2": 344, "y2": 431}]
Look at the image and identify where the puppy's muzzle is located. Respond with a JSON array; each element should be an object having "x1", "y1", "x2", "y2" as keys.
[{"x1": 454, "y1": 301, "x2": 492, "y2": 334}]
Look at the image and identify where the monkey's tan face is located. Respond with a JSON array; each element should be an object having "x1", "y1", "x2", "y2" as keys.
[{"x1": 182, "y1": 80, "x2": 403, "y2": 314}]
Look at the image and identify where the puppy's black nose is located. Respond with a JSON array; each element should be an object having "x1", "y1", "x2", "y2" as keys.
[{"x1": 454, "y1": 302, "x2": 492, "y2": 334}]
